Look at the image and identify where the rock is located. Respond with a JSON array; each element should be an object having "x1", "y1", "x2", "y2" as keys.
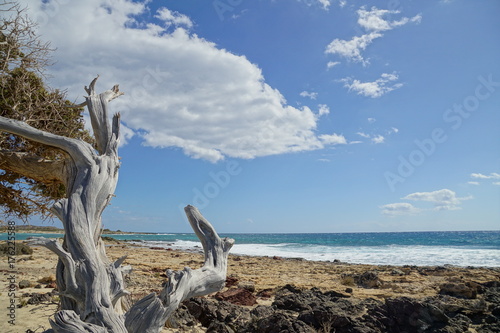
[
  {"x1": 372, "y1": 297, "x2": 450, "y2": 333},
  {"x1": 357, "y1": 271, "x2": 382, "y2": 289},
  {"x1": 207, "y1": 322, "x2": 235, "y2": 333},
  {"x1": 215, "y1": 288, "x2": 257, "y2": 306},
  {"x1": 249, "y1": 313, "x2": 315, "y2": 333},
  {"x1": 250, "y1": 305, "x2": 274, "y2": 319},
  {"x1": 297, "y1": 308, "x2": 352, "y2": 330},
  {"x1": 22, "y1": 292, "x2": 53, "y2": 305},
  {"x1": 439, "y1": 282, "x2": 478, "y2": 299},
  {"x1": 238, "y1": 280, "x2": 256, "y2": 292},
  {"x1": 18, "y1": 280, "x2": 31, "y2": 289},
  {"x1": 256, "y1": 288, "x2": 273, "y2": 299},
  {"x1": 185, "y1": 298, "x2": 251, "y2": 330},
  {"x1": 391, "y1": 269, "x2": 405, "y2": 276},
  {"x1": 168, "y1": 304, "x2": 196, "y2": 328},
  {"x1": 225, "y1": 276, "x2": 239, "y2": 288}
]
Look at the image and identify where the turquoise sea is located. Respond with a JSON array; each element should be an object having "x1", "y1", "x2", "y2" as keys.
[{"x1": 4, "y1": 230, "x2": 500, "y2": 267}]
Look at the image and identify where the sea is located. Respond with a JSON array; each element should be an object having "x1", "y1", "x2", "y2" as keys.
[{"x1": 5, "y1": 230, "x2": 500, "y2": 267}]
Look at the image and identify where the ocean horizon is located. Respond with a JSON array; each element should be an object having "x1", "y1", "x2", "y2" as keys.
[{"x1": 5, "y1": 230, "x2": 500, "y2": 267}]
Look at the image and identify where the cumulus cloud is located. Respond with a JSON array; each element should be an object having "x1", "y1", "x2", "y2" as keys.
[
  {"x1": 403, "y1": 189, "x2": 472, "y2": 211},
  {"x1": 357, "y1": 6, "x2": 421, "y2": 33},
  {"x1": 19, "y1": 0, "x2": 343, "y2": 162},
  {"x1": 318, "y1": 0, "x2": 331, "y2": 10},
  {"x1": 380, "y1": 203, "x2": 420, "y2": 216},
  {"x1": 155, "y1": 7, "x2": 193, "y2": 29},
  {"x1": 319, "y1": 133, "x2": 347, "y2": 145},
  {"x1": 327, "y1": 61, "x2": 340, "y2": 69},
  {"x1": 318, "y1": 104, "x2": 330, "y2": 116},
  {"x1": 470, "y1": 173, "x2": 500, "y2": 179},
  {"x1": 371, "y1": 134, "x2": 385, "y2": 144},
  {"x1": 325, "y1": 32, "x2": 382, "y2": 65},
  {"x1": 340, "y1": 72, "x2": 403, "y2": 98},
  {"x1": 325, "y1": 6, "x2": 421, "y2": 65},
  {"x1": 300, "y1": 91, "x2": 318, "y2": 100}
]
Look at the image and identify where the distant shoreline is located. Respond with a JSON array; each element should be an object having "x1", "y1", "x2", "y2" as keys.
[{"x1": 0, "y1": 225, "x2": 151, "y2": 235}]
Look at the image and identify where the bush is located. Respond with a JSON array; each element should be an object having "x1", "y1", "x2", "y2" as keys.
[{"x1": 0, "y1": 241, "x2": 33, "y2": 256}]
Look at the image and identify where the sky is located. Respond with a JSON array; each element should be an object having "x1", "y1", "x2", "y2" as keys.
[{"x1": 10, "y1": 0, "x2": 500, "y2": 233}]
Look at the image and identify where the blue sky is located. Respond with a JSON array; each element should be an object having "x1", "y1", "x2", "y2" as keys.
[{"x1": 15, "y1": 0, "x2": 500, "y2": 233}]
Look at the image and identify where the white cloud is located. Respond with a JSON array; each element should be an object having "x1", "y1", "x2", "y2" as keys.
[
  {"x1": 19, "y1": 0, "x2": 342, "y2": 162},
  {"x1": 357, "y1": 6, "x2": 421, "y2": 33},
  {"x1": 319, "y1": 133, "x2": 347, "y2": 145},
  {"x1": 357, "y1": 132, "x2": 370, "y2": 138},
  {"x1": 470, "y1": 172, "x2": 500, "y2": 179},
  {"x1": 340, "y1": 72, "x2": 403, "y2": 98},
  {"x1": 403, "y1": 189, "x2": 472, "y2": 211},
  {"x1": 371, "y1": 134, "x2": 384, "y2": 144},
  {"x1": 155, "y1": 7, "x2": 193, "y2": 29},
  {"x1": 380, "y1": 203, "x2": 420, "y2": 216},
  {"x1": 318, "y1": 104, "x2": 330, "y2": 116},
  {"x1": 300, "y1": 91, "x2": 318, "y2": 100},
  {"x1": 468, "y1": 181, "x2": 479, "y2": 185},
  {"x1": 325, "y1": 6, "x2": 421, "y2": 65},
  {"x1": 367, "y1": 117, "x2": 376, "y2": 123},
  {"x1": 327, "y1": 61, "x2": 340, "y2": 69},
  {"x1": 493, "y1": 182, "x2": 500, "y2": 186},
  {"x1": 389, "y1": 127, "x2": 399, "y2": 134},
  {"x1": 318, "y1": 0, "x2": 331, "y2": 10},
  {"x1": 325, "y1": 32, "x2": 382, "y2": 65}
]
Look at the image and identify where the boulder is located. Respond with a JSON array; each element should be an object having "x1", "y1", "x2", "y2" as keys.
[{"x1": 215, "y1": 288, "x2": 257, "y2": 306}]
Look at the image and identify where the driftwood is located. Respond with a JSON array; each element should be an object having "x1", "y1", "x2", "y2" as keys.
[{"x1": 0, "y1": 77, "x2": 234, "y2": 332}]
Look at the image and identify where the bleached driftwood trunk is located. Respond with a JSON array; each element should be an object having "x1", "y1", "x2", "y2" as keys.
[{"x1": 0, "y1": 77, "x2": 234, "y2": 332}]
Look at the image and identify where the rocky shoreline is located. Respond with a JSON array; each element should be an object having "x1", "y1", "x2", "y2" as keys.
[{"x1": 1, "y1": 241, "x2": 499, "y2": 332}]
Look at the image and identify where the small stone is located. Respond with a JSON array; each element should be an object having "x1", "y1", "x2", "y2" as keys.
[{"x1": 18, "y1": 280, "x2": 31, "y2": 289}]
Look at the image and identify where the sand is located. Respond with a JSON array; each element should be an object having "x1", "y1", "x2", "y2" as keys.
[{"x1": 1, "y1": 240, "x2": 499, "y2": 332}]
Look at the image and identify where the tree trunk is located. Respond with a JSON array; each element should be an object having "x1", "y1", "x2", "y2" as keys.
[{"x1": 0, "y1": 77, "x2": 234, "y2": 332}]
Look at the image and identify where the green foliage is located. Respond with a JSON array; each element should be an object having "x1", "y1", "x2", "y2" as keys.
[{"x1": 0, "y1": 2, "x2": 93, "y2": 222}]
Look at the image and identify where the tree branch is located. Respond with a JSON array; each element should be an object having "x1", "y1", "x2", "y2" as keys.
[
  {"x1": 124, "y1": 205, "x2": 234, "y2": 333},
  {"x1": 0, "y1": 150, "x2": 69, "y2": 186}
]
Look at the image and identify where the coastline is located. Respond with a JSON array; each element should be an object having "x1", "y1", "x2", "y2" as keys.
[{"x1": 1, "y1": 240, "x2": 499, "y2": 332}]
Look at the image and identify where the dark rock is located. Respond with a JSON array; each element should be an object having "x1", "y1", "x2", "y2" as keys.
[
  {"x1": 18, "y1": 280, "x2": 31, "y2": 289},
  {"x1": 439, "y1": 282, "x2": 478, "y2": 299},
  {"x1": 168, "y1": 304, "x2": 197, "y2": 328},
  {"x1": 249, "y1": 312, "x2": 315, "y2": 333},
  {"x1": 372, "y1": 297, "x2": 449, "y2": 333},
  {"x1": 345, "y1": 288, "x2": 353, "y2": 293},
  {"x1": 251, "y1": 305, "x2": 274, "y2": 319},
  {"x1": 357, "y1": 271, "x2": 382, "y2": 288},
  {"x1": 215, "y1": 288, "x2": 257, "y2": 306},
  {"x1": 256, "y1": 288, "x2": 273, "y2": 299},
  {"x1": 207, "y1": 321, "x2": 235, "y2": 333},
  {"x1": 185, "y1": 298, "x2": 251, "y2": 329},
  {"x1": 25, "y1": 292, "x2": 52, "y2": 305},
  {"x1": 297, "y1": 308, "x2": 352, "y2": 330}
]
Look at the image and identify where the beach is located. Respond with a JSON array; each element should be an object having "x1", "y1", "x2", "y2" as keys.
[{"x1": 1, "y1": 239, "x2": 500, "y2": 332}]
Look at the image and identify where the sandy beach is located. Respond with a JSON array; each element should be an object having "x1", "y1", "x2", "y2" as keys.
[{"x1": 1, "y1": 239, "x2": 499, "y2": 332}]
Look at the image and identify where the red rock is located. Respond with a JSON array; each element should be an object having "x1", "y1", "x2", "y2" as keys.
[
  {"x1": 225, "y1": 276, "x2": 238, "y2": 288},
  {"x1": 215, "y1": 288, "x2": 257, "y2": 306}
]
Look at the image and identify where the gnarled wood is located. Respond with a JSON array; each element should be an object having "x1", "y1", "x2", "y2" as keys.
[
  {"x1": 0, "y1": 77, "x2": 234, "y2": 332},
  {"x1": 124, "y1": 205, "x2": 234, "y2": 332}
]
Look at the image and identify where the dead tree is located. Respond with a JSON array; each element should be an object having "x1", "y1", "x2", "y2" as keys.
[{"x1": 0, "y1": 77, "x2": 234, "y2": 332}]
